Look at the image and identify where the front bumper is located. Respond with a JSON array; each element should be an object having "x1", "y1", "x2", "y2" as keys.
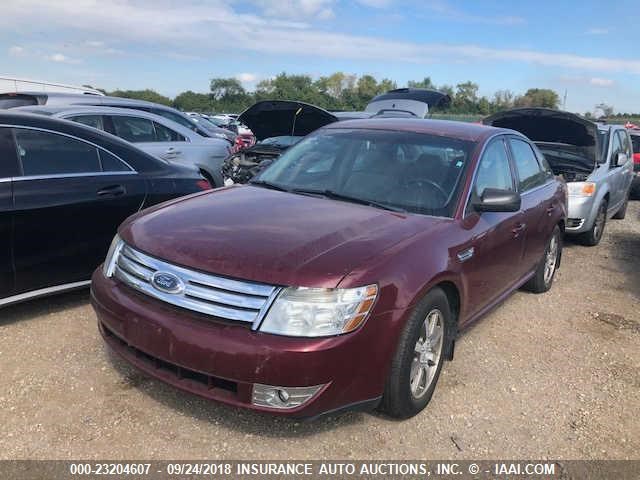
[
  {"x1": 91, "y1": 270, "x2": 400, "y2": 418},
  {"x1": 565, "y1": 195, "x2": 597, "y2": 234}
]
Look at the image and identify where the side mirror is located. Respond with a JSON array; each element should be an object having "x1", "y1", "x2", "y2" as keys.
[
  {"x1": 613, "y1": 152, "x2": 628, "y2": 167},
  {"x1": 474, "y1": 188, "x2": 521, "y2": 213}
]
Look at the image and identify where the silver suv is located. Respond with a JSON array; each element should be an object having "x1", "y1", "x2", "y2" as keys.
[{"x1": 485, "y1": 108, "x2": 633, "y2": 245}]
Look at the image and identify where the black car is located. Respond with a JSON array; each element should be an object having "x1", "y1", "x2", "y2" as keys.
[{"x1": 0, "y1": 111, "x2": 210, "y2": 307}]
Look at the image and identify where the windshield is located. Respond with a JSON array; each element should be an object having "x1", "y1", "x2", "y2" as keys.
[
  {"x1": 259, "y1": 136, "x2": 302, "y2": 148},
  {"x1": 256, "y1": 128, "x2": 473, "y2": 217}
]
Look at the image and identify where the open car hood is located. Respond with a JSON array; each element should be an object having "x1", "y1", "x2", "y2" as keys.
[
  {"x1": 483, "y1": 108, "x2": 599, "y2": 164},
  {"x1": 238, "y1": 100, "x2": 338, "y2": 141},
  {"x1": 364, "y1": 88, "x2": 452, "y2": 118}
]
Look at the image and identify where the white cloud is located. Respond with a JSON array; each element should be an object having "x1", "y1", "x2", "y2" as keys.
[
  {"x1": 2, "y1": 0, "x2": 640, "y2": 76},
  {"x1": 45, "y1": 53, "x2": 81, "y2": 64},
  {"x1": 586, "y1": 28, "x2": 608, "y2": 35},
  {"x1": 85, "y1": 40, "x2": 104, "y2": 47},
  {"x1": 8, "y1": 45, "x2": 26, "y2": 56},
  {"x1": 236, "y1": 73, "x2": 258, "y2": 83},
  {"x1": 590, "y1": 77, "x2": 614, "y2": 87}
]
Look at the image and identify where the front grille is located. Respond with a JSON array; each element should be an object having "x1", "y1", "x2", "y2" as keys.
[
  {"x1": 101, "y1": 322, "x2": 237, "y2": 394},
  {"x1": 113, "y1": 243, "x2": 281, "y2": 329}
]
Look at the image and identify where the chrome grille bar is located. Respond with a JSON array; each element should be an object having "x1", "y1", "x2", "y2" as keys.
[{"x1": 113, "y1": 243, "x2": 280, "y2": 326}]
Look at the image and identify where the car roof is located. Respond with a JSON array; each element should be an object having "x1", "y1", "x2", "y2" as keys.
[{"x1": 322, "y1": 118, "x2": 511, "y2": 142}]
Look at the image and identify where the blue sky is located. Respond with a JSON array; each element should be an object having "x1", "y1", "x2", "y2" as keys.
[{"x1": 2, "y1": 0, "x2": 639, "y2": 113}]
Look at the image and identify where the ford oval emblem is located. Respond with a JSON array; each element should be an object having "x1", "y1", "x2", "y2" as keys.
[{"x1": 151, "y1": 271, "x2": 184, "y2": 294}]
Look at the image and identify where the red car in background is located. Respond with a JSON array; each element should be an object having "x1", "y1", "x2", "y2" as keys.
[{"x1": 91, "y1": 118, "x2": 567, "y2": 419}]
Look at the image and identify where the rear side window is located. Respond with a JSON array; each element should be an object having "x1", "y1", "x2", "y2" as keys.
[
  {"x1": 153, "y1": 122, "x2": 186, "y2": 142},
  {"x1": 68, "y1": 115, "x2": 105, "y2": 131},
  {"x1": 14, "y1": 128, "x2": 101, "y2": 176},
  {"x1": 0, "y1": 128, "x2": 20, "y2": 178},
  {"x1": 509, "y1": 138, "x2": 547, "y2": 191},
  {"x1": 99, "y1": 150, "x2": 132, "y2": 172},
  {"x1": 111, "y1": 116, "x2": 155, "y2": 142}
]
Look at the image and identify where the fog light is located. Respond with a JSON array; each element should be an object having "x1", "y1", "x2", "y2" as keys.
[{"x1": 252, "y1": 384, "x2": 325, "y2": 409}]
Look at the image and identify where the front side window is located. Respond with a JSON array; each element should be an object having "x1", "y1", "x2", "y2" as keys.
[
  {"x1": 509, "y1": 138, "x2": 546, "y2": 191},
  {"x1": 257, "y1": 128, "x2": 472, "y2": 217},
  {"x1": 14, "y1": 128, "x2": 101, "y2": 176},
  {"x1": 468, "y1": 138, "x2": 513, "y2": 213},
  {"x1": 152, "y1": 109, "x2": 198, "y2": 132},
  {"x1": 616, "y1": 130, "x2": 632, "y2": 158},
  {"x1": 111, "y1": 116, "x2": 155, "y2": 143},
  {"x1": 69, "y1": 115, "x2": 104, "y2": 131}
]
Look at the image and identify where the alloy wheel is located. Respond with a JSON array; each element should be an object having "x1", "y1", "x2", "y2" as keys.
[
  {"x1": 543, "y1": 233, "x2": 559, "y2": 285},
  {"x1": 410, "y1": 309, "x2": 444, "y2": 399}
]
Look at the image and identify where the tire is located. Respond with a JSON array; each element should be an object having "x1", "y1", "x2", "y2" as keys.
[
  {"x1": 612, "y1": 193, "x2": 628, "y2": 220},
  {"x1": 580, "y1": 200, "x2": 607, "y2": 246},
  {"x1": 523, "y1": 225, "x2": 562, "y2": 294},
  {"x1": 379, "y1": 288, "x2": 453, "y2": 419},
  {"x1": 199, "y1": 170, "x2": 218, "y2": 188}
]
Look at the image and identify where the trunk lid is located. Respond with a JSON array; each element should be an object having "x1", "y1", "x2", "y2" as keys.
[{"x1": 364, "y1": 88, "x2": 452, "y2": 118}]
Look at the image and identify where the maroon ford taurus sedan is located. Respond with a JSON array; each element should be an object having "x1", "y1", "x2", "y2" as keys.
[{"x1": 91, "y1": 119, "x2": 567, "y2": 419}]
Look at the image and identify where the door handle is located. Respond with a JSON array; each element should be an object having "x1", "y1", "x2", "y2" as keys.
[
  {"x1": 165, "y1": 147, "x2": 181, "y2": 155},
  {"x1": 512, "y1": 223, "x2": 526, "y2": 238},
  {"x1": 97, "y1": 185, "x2": 126, "y2": 197}
]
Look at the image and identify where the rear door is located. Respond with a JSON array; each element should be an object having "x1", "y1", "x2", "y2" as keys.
[
  {"x1": 507, "y1": 136, "x2": 556, "y2": 272},
  {"x1": 11, "y1": 127, "x2": 146, "y2": 294},
  {"x1": 0, "y1": 127, "x2": 20, "y2": 300},
  {"x1": 106, "y1": 114, "x2": 189, "y2": 163}
]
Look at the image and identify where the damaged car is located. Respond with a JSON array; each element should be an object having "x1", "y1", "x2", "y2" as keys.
[
  {"x1": 484, "y1": 108, "x2": 633, "y2": 245},
  {"x1": 221, "y1": 88, "x2": 451, "y2": 184}
]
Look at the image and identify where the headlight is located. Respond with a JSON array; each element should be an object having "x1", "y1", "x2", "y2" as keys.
[
  {"x1": 102, "y1": 234, "x2": 123, "y2": 277},
  {"x1": 567, "y1": 182, "x2": 596, "y2": 197},
  {"x1": 259, "y1": 284, "x2": 378, "y2": 337}
]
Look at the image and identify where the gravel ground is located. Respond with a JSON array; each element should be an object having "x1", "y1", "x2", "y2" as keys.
[{"x1": 1, "y1": 202, "x2": 639, "y2": 460}]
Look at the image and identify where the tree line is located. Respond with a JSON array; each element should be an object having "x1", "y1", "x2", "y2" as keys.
[{"x1": 89, "y1": 72, "x2": 628, "y2": 118}]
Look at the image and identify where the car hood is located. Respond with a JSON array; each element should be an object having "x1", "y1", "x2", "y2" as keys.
[
  {"x1": 238, "y1": 100, "x2": 338, "y2": 141},
  {"x1": 120, "y1": 186, "x2": 444, "y2": 288},
  {"x1": 483, "y1": 108, "x2": 599, "y2": 164}
]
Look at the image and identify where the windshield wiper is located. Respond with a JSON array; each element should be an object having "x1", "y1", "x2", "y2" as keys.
[
  {"x1": 248, "y1": 180, "x2": 291, "y2": 192},
  {"x1": 292, "y1": 188, "x2": 407, "y2": 213}
]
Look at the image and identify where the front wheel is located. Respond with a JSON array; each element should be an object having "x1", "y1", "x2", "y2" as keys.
[
  {"x1": 524, "y1": 225, "x2": 562, "y2": 293},
  {"x1": 580, "y1": 200, "x2": 607, "y2": 246},
  {"x1": 379, "y1": 288, "x2": 453, "y2": 419}
]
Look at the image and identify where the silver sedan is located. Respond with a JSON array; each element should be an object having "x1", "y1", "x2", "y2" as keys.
[{"x1": 17, "y1": 105, "x2": 232, "y2": 187}]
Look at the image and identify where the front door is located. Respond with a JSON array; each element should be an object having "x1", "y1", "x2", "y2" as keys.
[
  {"x1": 0, "y1": 127, "x2": 19, "y2": 300},
  {"x1": 11, "y1": 127, "x2": 146, "y2": 294},
  {"x1": 458, "y1": 137, "x2": 526, "y2": 322}
]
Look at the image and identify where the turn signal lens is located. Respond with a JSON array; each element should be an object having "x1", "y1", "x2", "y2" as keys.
[{"x1": 567, "y1": 182, "x2": 596, "y2": 197}]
